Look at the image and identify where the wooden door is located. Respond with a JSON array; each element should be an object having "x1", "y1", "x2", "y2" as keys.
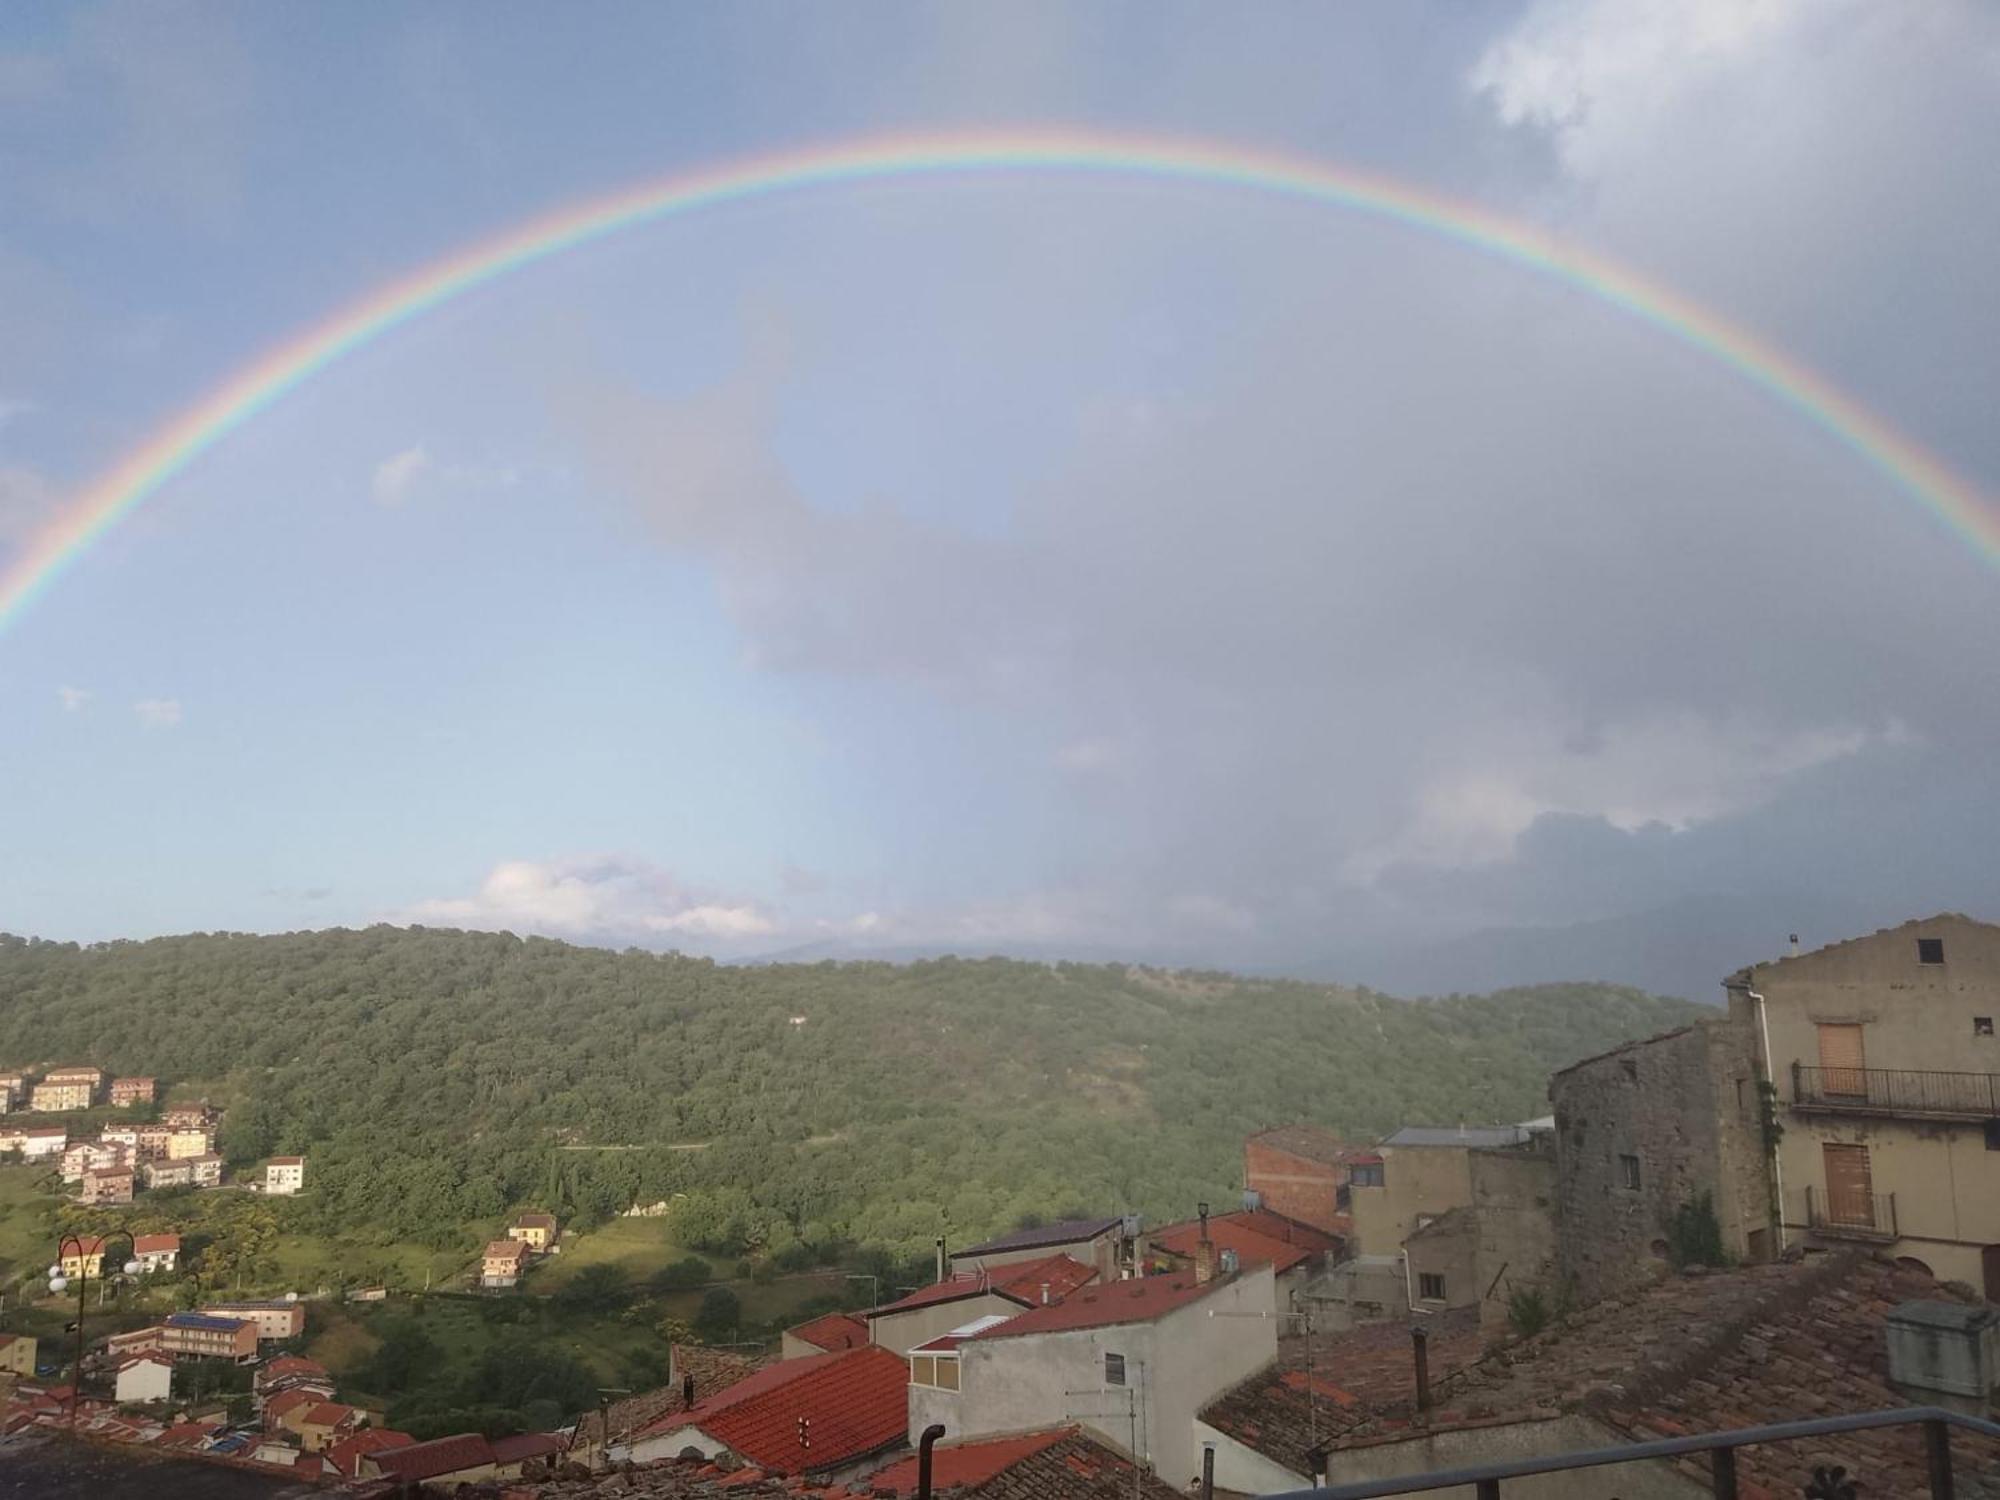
[
  {"x1": 1823, "y1": 1143, "x2": 1874, "y2": 1228},
  {"x1": 1817, "y1": 1023, "x2": 1868, "y2": 1098}
]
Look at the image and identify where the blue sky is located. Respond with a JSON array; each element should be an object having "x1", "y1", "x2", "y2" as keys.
[{"x1": 3, "y1": 2, "x2": 1998, "y2": 995}]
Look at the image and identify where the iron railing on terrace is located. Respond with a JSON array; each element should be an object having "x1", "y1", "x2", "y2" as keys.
[
  {"x1": 1259, "y1": 1405, "x2": 2000, "y2": 1499},
  {"x1": 1792, "y1": 1062, "x2": 2000, "y2": 1120},
  {"x1": 1803, "y1": 1185, "x2": 1898, "y2": 1241}
]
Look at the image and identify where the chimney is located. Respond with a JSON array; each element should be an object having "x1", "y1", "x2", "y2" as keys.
[
  {"x1": 682, "y1": 1371, "x2": 695, "y2": 1408},
  {"x1": 1040, "y1": 1283, "x2": 1052, "y2": 1305},
  {"x1": 1195, "y1": 1202, "x2": 1216, "y2": 1285},
  {"x1": 935, "y1": 1236, "x2": 947, "y2": 1283},
  {"x1": 1412, "y1": 1324, "x2": 1431, "y2": 1413}
]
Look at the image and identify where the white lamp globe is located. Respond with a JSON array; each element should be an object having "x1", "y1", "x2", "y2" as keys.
[
  {"x1": 45, "y1": 1263, "x2": 60, "y2": 1280},
  {"x1": 47, "y1": 1274, "x2": 67, "y2": 1294},
  {"x1": 122, "y1": 1259, "x2": 141, "y2": 1276}
]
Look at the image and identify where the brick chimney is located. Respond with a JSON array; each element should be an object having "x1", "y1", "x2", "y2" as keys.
[{"x1": 1194, "y1": 1201, "x2": 1216, "y2": 1285}]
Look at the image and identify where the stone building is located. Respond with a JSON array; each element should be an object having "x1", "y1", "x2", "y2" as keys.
[
  {"x1": 1729, "y1": 913, "x2": 2000, "y2": 1298},
  {"x1": 1399, "y1": 1134, "x2": 1559, "y2": 1334},
  {"x1": 1549, "y1": 1018, "x2": 1771, "y2": 1307}
]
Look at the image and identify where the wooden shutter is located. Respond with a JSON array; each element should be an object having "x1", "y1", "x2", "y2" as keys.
[
  {"x1": 1822, "y1": 1142, "x2": 1874, "y2": 1228},
  {"x1": 1817, "y1": 1023, "x2": 1868, "y2": 1097}
]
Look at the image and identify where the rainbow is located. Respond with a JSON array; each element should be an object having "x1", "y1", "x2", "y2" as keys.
[{"x1": 3, "y1": 128, "x2": 1994, "y2": 637}]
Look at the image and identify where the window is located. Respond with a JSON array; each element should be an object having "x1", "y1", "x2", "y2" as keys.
[
  {"x1": 1417, "y1": 1273, "x2": 1446, "y2": 1302},
  {"x1": 1619, "y1": 1153, "x2": 1642, "y2": 1190},
  {"x1": 1976, "y1": 1017, "x2": 1994, "y2": 1037},
  {"x1": 934, "y1": 1355, "x2": 960, "y2": 1391},
  {"x1": 1985, "y1": 1120, "x2": 2000, "y2": 1152},
  {"x1": 1349, "y1": 1163, "x2": 1384, "y2": 1189},
  {"x1": 910, "y1": 1355, "x2": 934, "y2": 1387},
  {"x1": 1104, "y1": 1352, "x2": 1126, "y2": 1386},
  {"x1": 1918, "y1": 937, "x2": 1945, "y2": 965}
]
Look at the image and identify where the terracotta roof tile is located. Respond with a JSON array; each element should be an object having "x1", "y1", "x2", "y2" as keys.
[
  {"x1": 866, "y1": 1428, "x2": 1071, "y2": 1493},
  {"x1": 371, "y1": 1431, "x2": 496, "y2": 1481},
  {"x1": 646, "y1": 1344, "x2": 910, "y2": 1475},
  {"x1": 970, "y1": 1271, "x2": 1230, "y2": 1340}
]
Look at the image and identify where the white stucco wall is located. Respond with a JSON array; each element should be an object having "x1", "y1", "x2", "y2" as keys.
[{"x1": 910, "y1": 1266, "x2": 1278, "y2": 1486}]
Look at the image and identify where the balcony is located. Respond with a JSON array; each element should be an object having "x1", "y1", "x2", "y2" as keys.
[
  {"x1": 1790, "y1": 1062, "x2": 2000, "y2": 1121},
  {"x1": 1803, "y1": 1185, "x2": 1898, "y2": 1242}
]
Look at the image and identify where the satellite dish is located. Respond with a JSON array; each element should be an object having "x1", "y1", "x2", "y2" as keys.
[{"x1": 284, "y1": 1291, "x2": 299, "y2": 1303}]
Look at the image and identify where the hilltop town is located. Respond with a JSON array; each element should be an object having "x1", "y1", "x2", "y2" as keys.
[{"x1": 0, "y1": 916, "x2": 1997, "y2": 1496}]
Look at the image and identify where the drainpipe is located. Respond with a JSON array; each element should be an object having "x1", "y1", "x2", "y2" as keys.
[
  {"x1": 1749, "y1": 987, "x2": 1788, "y2": 1251},
  {"x1": 916, "y1": 1424, "x2": 947, "y2": 1500}
]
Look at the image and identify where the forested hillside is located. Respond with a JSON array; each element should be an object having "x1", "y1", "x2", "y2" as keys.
[{"x1": 0, "y1": 927, "x2": 1703, "y2": 1262}]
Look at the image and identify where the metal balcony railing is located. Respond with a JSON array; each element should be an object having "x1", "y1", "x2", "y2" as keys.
[
  {"x1": 1792, "y1": 1062, "x2": 2000, "y2": 1120},
  {"x1": 1803, "y1": 1186, "x2": 1897, "y2": 1241},
  {"x1": 1260, "y1": 1405, "x2": 2000, "y2": 1499}
]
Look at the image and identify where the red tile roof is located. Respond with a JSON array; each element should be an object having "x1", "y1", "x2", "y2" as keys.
[
  {"x1": 1228, "y1": 1208, "x2": 1340, "y2": 1254},
  {"x1": 60, "y1": 1235, "x2": 107, "y2": 1255},
  {"x1": 785, "y1": 1311, "x2": 870, "y2": 1352},
  {"x1": 264, "y1": 1388, "x2": 317, "y2": 1422},
  {"x1": 133, "y1": 1233, "x2": 180, "y2": 1254},
  {"x1": 268, "y1": 1155, "x2": 304, "y2": 1165},
  {"x1": 866, "y1": 1428, "x2": 1070, "y2": 1493},
  {"x1": 491, "y1": 1430, "x2": 566, "y2": 1464},
  {"x1": 1147, "y1": 1215, "x2": 1319, "y2": 1276},
  {"x1": 326, "y1": 1426, "x2": 414, "y2": 1478},
  {"x1": 995, "y1": 1253, "x2": 1100, "y2": 1305},
  {"x1": 485, "y1": 1238, "x2": 532, "y2": 1260},
  {"x1": 300, "y1": 1400, "x2": 357, "y2": 1429},
  {"x1": 971, "y1": 1271, "x2": 1229, "y2": 1339},
  {"x1": 512, "y1": 1212, "x2": 558, "y2": 1229},
  {"x1": 155, "y1": 1419, "x2": 223, "y2": 1449},
  {"x1": 370, "y1": 1431, "x2": 496, "y2": 1481},
  {"x1": 644, "y1": 1344, "x2": 910, "y2": 1475},
  {"x1": 260, "y1": 1355, "x2": 328, "y2": 1380}
]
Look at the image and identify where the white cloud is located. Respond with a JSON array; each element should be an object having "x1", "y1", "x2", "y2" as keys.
[
  {"x1": 370, "y1": 443, "x2": 522, "y2": 506},
  {"x1": 370, "y1": 445, "x2": 432, "y2": 506},
  {"x1": 132, "y1": 697, "x2": 182, "y2": 730},
  {"x1": 404, "y1": 855, "x2": 776, "y2": 947},
  {"x1": 56, "y1": 685, "x2": 88, "y2": 712}
]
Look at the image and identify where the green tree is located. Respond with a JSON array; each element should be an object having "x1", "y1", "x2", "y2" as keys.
[{"x1": 693, "y1": 1286, "x2": 740, "y2": 1342}]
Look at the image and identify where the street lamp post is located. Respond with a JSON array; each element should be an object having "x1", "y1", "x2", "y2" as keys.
[{"x1": 48, "y1": 1231, "x2": 140, "y2": 1439}]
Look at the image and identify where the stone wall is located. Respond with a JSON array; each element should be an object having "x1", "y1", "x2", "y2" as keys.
[
  {"x1": 1468, "y1": 1143, "x2": 1559, "y2": 1334},
  {"x1": 1550, "y1": 1018, "x2": 1770, "y2": 1308}
]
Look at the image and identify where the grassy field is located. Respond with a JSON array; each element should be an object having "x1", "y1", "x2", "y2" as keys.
[
  {"x1": 527, "y1": 1217, "x2": 701, "y2": 1289},
  {"x1": 0, "y1": 1164, "x2": 60, "y2": 1283}
]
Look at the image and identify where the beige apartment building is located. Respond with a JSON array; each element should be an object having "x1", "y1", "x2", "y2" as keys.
[{"x1": 1727, "y1": 913, "x2": 2000, "y2": 1298}]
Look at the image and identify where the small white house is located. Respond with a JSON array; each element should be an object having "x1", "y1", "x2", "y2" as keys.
[
  {"x1": 265, "y1": 1156, "x2": 305, "y2": 1195},
  {"x1": 114, "y1": 1351, "x2": 175, "y2": 1405}
]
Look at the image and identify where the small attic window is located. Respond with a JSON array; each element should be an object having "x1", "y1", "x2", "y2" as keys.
[
  {"x1": 1976, "y1": 1017, "x2": 1995, "y2": 1038},
  {"x1": 1918, "y1": 937, "x2": 1945, "y2": 965}
]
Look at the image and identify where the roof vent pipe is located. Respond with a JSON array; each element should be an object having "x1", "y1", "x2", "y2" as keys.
[
  {"x1": 916, "y1": 1423, "x2": 948, "y2": 1500},
  {"x1": 1041, "y1": 1283, "x2": 1051, "y2": 1305},
  {"x1": 935, "y1": 1236, "x2": 947, "y2": 1284}
]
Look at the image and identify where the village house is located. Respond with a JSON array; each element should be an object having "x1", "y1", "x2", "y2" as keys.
[
  {"x1": 61, "y1": 1138, "x2": 132, "y2": 1181},
  {"x1": 143, "y1": 1152, "x2": 223, "y2": 1189},
  {"x1": 948, "y1": 1215, "x2": 1139, "y2": 1281},
  {"x1": 1201, "y1": 1251, "x2": 2000, "y2": 1499},
  {"x1": 1244, "y1": 1124, "x2": 1367, "y2": 1237},
  {"x1": 0, "y1": 1334, "x2": 36, "y2": 1378},
  {"x1": 361, "y1": 1431, "x2": 501, "y2": 1489},
  {"x1": 866, "y1": 1250, "x2": 1100, "y2": 1354},
  {"x1": 481, "y1": 1237, "x2": 533, "y2": 1288},
  {"x1": 1145, "y1": 1201, "x2": 1339, "y2": 1311},
  {"x1": 1399, "y1": 1134, "x2": 1559, "y2": 1335},
  {"x1": 133, "y1": 1122, "x2": 173, "y2": 1160},
  {"x1": 161, "y1": 1105, "x2": 213, "y2": 1129},
  {"x1": 99, "y1": 1124, "x2": 138, "y2": 1149},
  {"x1": 263, "y1": 1387, "x2": 319, "y2": 1431},
  {"x1": 201, "y1": 1298, "x2": 305, "y2": 1341},
  {"x1": 113, "y1": 1351, "x2": 175, "y2": 1405},
  {"x1": 79, "y1": 1164, "x2": 135, "y2": 1205},
  {"x1": 264, "y1": 1155, "x2": 305, "y2": 1194},
  {"x1": 133, "y1": 1232, "x2": 180, "y2": 1274},
  {"x1": 0, "y1": 1125, "x2": 66, "y2": 1159},
  {"x1": 32, "y1": 1067, "x2": 101, "y2": 1111},
  {"x1": 158, "y1": 1311, "x2": 258, "y2": 1362},
  {"x1": 567, "y1": 1343, "x2": 764, "y2": 1468},
  {"x1": 59, "y1": 1234, "x2": 115, "y2": 1279},
  {"x1": 1729, "y1": 914, "x2": 2000, "y2": 1299},
  {"x1": 626, "y1": 1342, "x2": 911, "y2": 1478},
  {"x1": 291, "y1": 1398, "x2": 365, "y2": 1452},
  {"x1": 1549, "y1": 1018, "x2": 1772, "y2": 1307},
  {"x1": 165, "y1": 1125, "x2": 214, "y2": 1160},
  {"x1": 105, "y1": 1326, "x2": 162, "y2": 1360},
  {"x1": 108, "y1": 1076, "x2": 156, "y2": 1107},
  {"x1": 257, "y1": 1354, "x2": 335, "y2": 1410},
  {"x1": 0, "y1": 1072, "x2": 24, "y2": 1111},
  {"x1": 326, "y1": 1426, "x2": 415, "y2": 1479},
  {"x1": 507, "y1": 1210, "x2": 558, "y2": 1251},
  {"x1": 781, "y1": 1311, "x2": 871, "y2": 1358},
  {"x1": 908, "y1": 1263, "x2": 1281, "y2": 1489}
]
